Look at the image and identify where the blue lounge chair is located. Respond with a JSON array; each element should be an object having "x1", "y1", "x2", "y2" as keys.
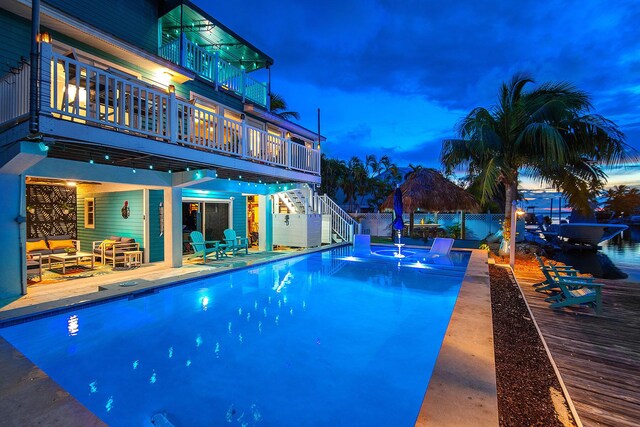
[
  {"x1": 546, "y1": 265, "x2": 604, "y2": 314},
  {"x1": 223, "y1": 229, "x2": 249, "y2": 256},
  {"x1": 427, "y1": 238, "x2": 454, "y2": 257},
  {"x1": 352, "y1": 234, "x2": 371, "y2": 257},
  {"x1": 188, "y1": 231, "x2": 227, "y2": 263}
]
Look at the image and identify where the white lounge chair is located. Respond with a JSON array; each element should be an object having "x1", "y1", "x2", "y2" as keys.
[
  {"x1": 352, "y1": 234, "x2": 371, "y2": 257},
  {"x1": 427, "y1": 237, "x2": 454, "y2": 257}
]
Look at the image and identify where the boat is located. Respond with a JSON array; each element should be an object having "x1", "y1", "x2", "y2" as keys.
[{"x1": 543, "y1": 209, "x2": 628, "y2": 248}]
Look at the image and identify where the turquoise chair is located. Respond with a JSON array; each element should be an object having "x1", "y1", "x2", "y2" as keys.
[
  {"x1": 546, "y1": 265, "x2": 604, "y2": 314},
  {"x1": 188, "y1": 231, "x2": 227, "y2": 263},
  {"x1": 533, "y1": 254, "x2": 593, "y2": 292},
  {"x1": 223, "y1": 229, "x2": 249, "y2": 255}
]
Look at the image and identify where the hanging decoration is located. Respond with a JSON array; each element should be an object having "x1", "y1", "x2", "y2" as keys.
[{"x1": 122, "y1": 200, "x2": 130, "y2": 219}]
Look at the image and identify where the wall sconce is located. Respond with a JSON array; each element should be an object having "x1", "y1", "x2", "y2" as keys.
[
  {"x1": 168, "y1": 84, "x2": 176, "y2": 94},
  {"x1": 36, "y1": 32, "x2": 52, "y2": 43}
]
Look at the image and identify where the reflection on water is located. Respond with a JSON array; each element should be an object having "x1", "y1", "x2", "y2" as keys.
[{"x1": 553, "y1": 227, "x2": 640, "y2": 281}]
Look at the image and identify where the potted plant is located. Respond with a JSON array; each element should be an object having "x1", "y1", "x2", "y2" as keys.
[
  {"x1": 61, "y1": 203, "x2": 71, "y2": 215},
  {"x1": 26, "y1": 205, "x2": 35, "y2": 214}
]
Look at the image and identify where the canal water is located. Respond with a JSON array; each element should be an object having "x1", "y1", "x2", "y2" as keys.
[{"x1": 553, "y1": 226, "x2": 640, "y2": 281}]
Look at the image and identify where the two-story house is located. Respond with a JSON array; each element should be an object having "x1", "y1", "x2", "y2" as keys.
[{"x1": 0, "y1": 0, "x2": 355, "y2": 299}]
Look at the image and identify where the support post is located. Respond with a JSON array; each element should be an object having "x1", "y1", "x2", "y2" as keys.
[
  {"x1": 143, "y1": 189, "x2": 150, "y2": 264},
  {"x1": 39, "y1": 42, "x2": 52, "y2": 114},
  {"x1": 258, "y1": 195, "x2": 273, "y2": 251},
  {"x1": 213, "y1": 51, "x2": 219, "y2": 91},
  {"x1": 168, "y1": 90, "x2": 177, "y2": 143},
  {"x1": 163, "y1": 186, "x2": 183, "y2": 267},
  {"x1": 510, "y1": 200, "x2": 517, "y2": 269}
]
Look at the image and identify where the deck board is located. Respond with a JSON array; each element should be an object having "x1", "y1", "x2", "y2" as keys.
[{"x1": 512, "y1": 267, "x2": 640, "y2": 426}]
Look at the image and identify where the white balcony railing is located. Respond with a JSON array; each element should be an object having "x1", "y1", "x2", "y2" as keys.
[
  {"x1": 27, "y1": 43, "x2": 320, "y2": 176},
  {"x1": 159, "y1": 37, "x2": 268, "y2": 108},
  {"x1": 0, "y1": 63, "x2": 30, "y2": 127}
]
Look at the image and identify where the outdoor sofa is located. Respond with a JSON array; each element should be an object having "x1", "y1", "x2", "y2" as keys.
[{"x1": 92, "y1": 236, "x2": 140, "y2": 267}]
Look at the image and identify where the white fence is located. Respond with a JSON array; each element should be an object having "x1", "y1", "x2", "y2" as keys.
[
  {"x1": 0, "y1": 63, "x2": 30, "y2": 127},
  {"x1": 355, "y1": 212, "x2": 506, "y2": 240}
]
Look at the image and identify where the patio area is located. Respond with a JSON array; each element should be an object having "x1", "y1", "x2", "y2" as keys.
[
  {"x1": 513, "y1": 264, "x2": 640, "y2": 426},
  {"x1": 1, "y1": 247, "x2": 317, "y2": 320}
]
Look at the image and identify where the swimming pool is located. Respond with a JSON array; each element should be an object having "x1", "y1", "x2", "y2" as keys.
[{"x1": 0, "y1": 245, "x2": 470, "y2": 426}]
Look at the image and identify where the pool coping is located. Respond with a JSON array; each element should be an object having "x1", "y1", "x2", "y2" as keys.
[{"x1": 416, "y1": 248, "x2": 499, "y2": 426}]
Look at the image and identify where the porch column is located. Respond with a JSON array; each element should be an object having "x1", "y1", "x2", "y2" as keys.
[
  {"x1": 258, "y1": 195, "x2": 273, "y2": 252},
  {"x1": 0, "y1": 173, "x2": 25, "y2": 298},
  {"x1": 143, "y1": 189, "x2": 150, "y2": 264},
  {"x1": 163, "y1": 186, "x2": 183, "y2": 267}
]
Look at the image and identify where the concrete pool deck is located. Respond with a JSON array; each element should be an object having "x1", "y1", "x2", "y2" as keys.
[{"x1": 0, "y1": 245, "x2": 498, "y2": 425}]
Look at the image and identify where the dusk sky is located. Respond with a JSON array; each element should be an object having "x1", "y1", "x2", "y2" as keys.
[{"x1": 205, "y1": 0, "x2": 640, "y2": 187}]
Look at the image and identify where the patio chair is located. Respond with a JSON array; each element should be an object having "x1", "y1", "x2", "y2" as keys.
[
  {"x1": 189, "y1": 231, "x2": 227, "y2": 263},
  {"x1": 546, "y1": 265, "x2": 604, "y2": 314},
  {"x1": 533, "y1": 254, "x2": 594, "y2": 292},
  {"x1": 223, "y1": 229, "x2": 249, "y2": 256},
  {"x1": 26, "y1": 253, "x2": 43, "y2": 282},
  {"x1": 352, "y1": 234, "x2": 371, "y2": 257}
]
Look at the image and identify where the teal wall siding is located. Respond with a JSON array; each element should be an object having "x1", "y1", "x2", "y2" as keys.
[
  {"x1": 0, "y1": 10, "x2": 31, "y2": 74},
  {"x1": 148, "y1": 190, "x2": 164, "y2": 262},
  {"x1": 45, "y1": 0, "x2": 159, "y2": 53},
  {"x1": 182, "y1": 190, "x2": 247, "y2": 238},
  {"x1": 77, "y1": 190, "x2": 144, "y2": 254}
]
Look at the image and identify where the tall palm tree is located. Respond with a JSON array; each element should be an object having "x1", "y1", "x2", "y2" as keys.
[
  {"x1": 269, "y1": 92, "x2": 300, "y2": 121},
  {"x1": 320, "y1": 154, "x2": 346, "y2": 199},
  {"x1": 441, "y1": 73, "x2": 631, "y2": 218}
]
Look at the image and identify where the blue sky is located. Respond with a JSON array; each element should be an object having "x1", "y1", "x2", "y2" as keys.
[{"x1": 204, "y1": 0, "x2": 640, "y2": 187}]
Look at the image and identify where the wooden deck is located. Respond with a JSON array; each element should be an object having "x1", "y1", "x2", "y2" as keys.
[{"x1": 513, "y1": 265, "x2": 640, "y2": 426}]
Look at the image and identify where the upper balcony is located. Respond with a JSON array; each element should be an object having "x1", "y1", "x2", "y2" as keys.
[
  {"x1": 158, "y1": 2, "x2": 273, "y2": 108},
  {"x1": 0, "y1": 42, "x2": 320, "y2": 179}
]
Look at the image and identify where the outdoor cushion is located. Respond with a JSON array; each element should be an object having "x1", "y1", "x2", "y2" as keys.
[
  {"x1": 103, "y1": 250, "x2": 127, "y2": 257},
  {"x1": 100, "y1": 239, "x2": 117, "y2": 250},
  {"x1": 109, "y1": 236, "x2": 122, "y2": 242},
  {"x1": 120, "y1": 237, "x2": 136, "y2": 244},
  {"x1": 48, "y1": 239, "x2": 75, "y2": 250},
  {"x1": 47, "y1": 234, "x2": 72, "y2": 241},
  {"x1": 26, "y1": 240, "x2": 48, "y2": 252}
]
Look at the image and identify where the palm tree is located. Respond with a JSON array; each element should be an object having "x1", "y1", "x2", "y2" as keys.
[
  {"x1": 441, "y1": 73, "x2": 631, "y2": 218},
  {"x1": 320, "y1": 154, "x2": 346, "y2": 199},
  {"x1": 269, "y1": 92, "x2": 300, "y2": 121},
  {"x1": 602, "y1": 185, "x2": 640, "y2": 217},
  {"x1": 404, "y1": 163, "x2": 423, "y2": 180}
]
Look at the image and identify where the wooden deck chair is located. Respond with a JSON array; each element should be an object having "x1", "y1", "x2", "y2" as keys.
[
  {"x1": 352, "y1": 234, "x2": 371, "y2": 257},
  {"x1": 188, "y1": 231, "x2": 226, "y2": 263},
  {"x1": 223, "y1": 229, "x2": 249, "y2": 256},
  {"x1": 533, "y1": 254, "x2": 594, "y2": 292},
  {"x1": 546, "y1": 265, "x2": 604, "y2": 314}
]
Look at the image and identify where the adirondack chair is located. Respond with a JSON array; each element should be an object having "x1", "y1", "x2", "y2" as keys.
[
  {"x1": 546, "y1": 265, "x2": 604, "y2": 314},
  {"x1": 533, "y1": 254, "x2": 593, "y2": 292},
  {"x1": 188, "y1": 231, "x2": 227, "y2": 263},
  {"x1": 223, "y1": 229, "x2": 249, "y2": 255},
  {"x1": 352, "y1": 234, "x2": 371, "y2": 257}
]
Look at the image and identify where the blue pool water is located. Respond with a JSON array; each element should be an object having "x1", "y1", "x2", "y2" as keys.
[{"x1": 0, "y1": 246, "x2": 470, "y2": 426}]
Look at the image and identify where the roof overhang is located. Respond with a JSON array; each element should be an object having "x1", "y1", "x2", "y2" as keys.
[
  {"x1": 5, "y1": 0, "x2": 194, "y2": 84},
  {"x1": 244, "y1": 104, "x2": 326, "y2": 142}
]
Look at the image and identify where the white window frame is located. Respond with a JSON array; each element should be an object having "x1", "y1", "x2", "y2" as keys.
[{"x1": 84, "y1": 197, "x2": 95, "y2": 229}]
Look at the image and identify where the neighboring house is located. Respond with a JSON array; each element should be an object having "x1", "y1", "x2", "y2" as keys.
[{"x1": 0, "y1": 0, "x2": 354, "y2": 298}]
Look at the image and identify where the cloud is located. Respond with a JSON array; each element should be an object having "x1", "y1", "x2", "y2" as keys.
[{"x1": 203, "y1": 0, "x2": 640, "y2": 164}]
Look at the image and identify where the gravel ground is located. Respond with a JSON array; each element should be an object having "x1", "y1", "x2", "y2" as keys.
[{"x1": 490, "y1": 264, "x2": 576, "y2": 427}]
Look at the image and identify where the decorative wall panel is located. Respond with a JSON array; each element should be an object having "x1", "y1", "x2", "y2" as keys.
[{"x1": 26, "y1": 184, "x2": 77, "y2": 239}]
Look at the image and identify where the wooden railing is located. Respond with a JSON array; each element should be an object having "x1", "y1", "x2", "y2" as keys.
[
  {"x1": 159, "y1": 37, "x2": 268, "y2": 108},
  {"x1": 0, "y1": 63, "x2": 30, "y2": 127},
  {"x1": 38, "y1": 43, "x2": 320, "y2": 175},
  {"x1": 319, "y1": 194, "x2": 358, "y2": 243}
]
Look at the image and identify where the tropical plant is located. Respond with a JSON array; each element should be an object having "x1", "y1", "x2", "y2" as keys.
[
  {"x1": 269, "y1": 92, "x2": 300, "y2": 121},
  {"x1": 441, "y1": 72, "x2": 632, "y2": 218},
  {"x1": 319, "y1": 154, "x2": 346, "y2": 199},
  {"x1": 602, "y1": 185, "x2": 640, "y2": 217}
]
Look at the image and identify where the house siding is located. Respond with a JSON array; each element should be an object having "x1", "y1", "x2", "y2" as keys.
[
  {"x1": 44, "y1": 0, "x2": 160, "y2": 54},
  {"x1": 77, "y1": 189, "x2": 145, "y2": 255},
  {"x1": 0, "y1": 10, "x2": 31, "y2": 74}
]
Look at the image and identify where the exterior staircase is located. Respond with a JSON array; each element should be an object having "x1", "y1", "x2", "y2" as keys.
[{"x1": 276, "y1": 189, "x2": 358, "y2": 243}]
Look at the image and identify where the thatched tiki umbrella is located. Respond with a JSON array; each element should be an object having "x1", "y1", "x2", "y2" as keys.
[{"x1": 380, "y1": 168, "x2": 479, "y2": 235}]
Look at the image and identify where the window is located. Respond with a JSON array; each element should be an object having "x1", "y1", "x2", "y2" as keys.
[{"x1": 84, "y1": 198, "x2": 95, "y2": 228}]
